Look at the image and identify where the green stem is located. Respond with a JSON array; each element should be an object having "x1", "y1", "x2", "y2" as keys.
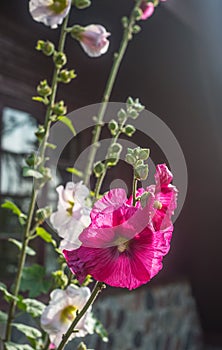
[
  {"x1": 83, "y1": 0, "x2": 143, "y2": 186},
  {"x1": 57, "y1": 282, "x2": 105, "y2": 350},
  {"x1": 132, "y1": 174, "x2": 138, "y2": 206},
  {"x1": 4, "y1": 15, "x2": 70, "y2": 343}
]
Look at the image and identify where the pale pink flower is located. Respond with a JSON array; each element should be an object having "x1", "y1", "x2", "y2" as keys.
[
  {"x1": 50, "y1": 181, "x2": 91, "y2": 250},
  {"x1": 29, "y1": 0, "x2": 71, "y2": 29},
  {"x1": 78, "y1": 25, "x2": 110, "y2": 57},
  {"x1": 64, "y1": 165, "x2": 177, "y2": 290},
  {"x1": 40, "y1": 285, "x2": 94, "y2": 347}
]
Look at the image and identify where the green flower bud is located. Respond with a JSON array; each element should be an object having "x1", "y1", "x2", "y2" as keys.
[
  {"x1": 140, "y1": 192, "x2": 151, "y2": 208},
  {"x1": 36, "y1": 40, "x2": 55, "y2": 56},
  {"x1": 132, "y1": 25, "x2": 141, "y2": 34},
  {"x1": 138, "y1": 148, "x2": 150, "y2": 160},
  {"x1": 35, "y1": 206, "x2": 52, "y2": 223},
  {"x1": 128, "y1": 108, "x2": 139, "y2": 119},
  {"x1": 117, "y1": 108, "x2": 127, "y2": 123},
  {"x1": 52, "y1": 270, "x2": 68, "y2": 289},
  {"x1": 108, "y1": 142, "x2": 122, "y2": 155},
  {"x1": 125, "y1": 153, "x2": 136, "y2": 165},
  {"x1": 37, "y1": 80, "x2": 52, "y2": 97},
  {"x1": 25, "y1": 153, "x2": 40, "y2": 167},
  {"x1": 124, "y1": 124, "x2": 136, "y2": 137},
  {"x1": 153, "y1": 0, "x2": 160, "y2": 7},
  {"x1": 73, "y1": 0, "x2": 91, "y2": 9},
  {"x1": 53, "y1": 51, "x2": 67, "y2": 68},
  {"x1": 135, "y1": 164, "x2": 149, "y2": 180},
  {"x1": 121, "y1": 16, "x2": 128, "y2": 28},
  {"x1": 94, "y1": 161, "x2": 105, "y2": 177},
  {"x1": 35, "y1": 125, "x2": 45, "y2": 140},
  {"x1": 59, "y1": 69, "x2": 77, "y2": 83},
  {"x1": 52, "y1": 101, "x2": 67, "y2": 116},
  {"x1": 126, "y1": 97, "x2": 134, "y2": 106},
  {"x1": 108, "y1": 119, "x2": 119, "y2": 136}
]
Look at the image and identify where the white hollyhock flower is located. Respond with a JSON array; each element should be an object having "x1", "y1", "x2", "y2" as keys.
[
  {"x1": 50, "y1": 181, "x2": 91, "y2": 250},
  {"x1": 41, "y1": 285, "x2": 95, "y2": 347},
  {"x1": 29, "y1": 0, "x2": 71, "y2": 29},
  {"x1": 72, "y1": 24, "x2": 110, "y2": 57}
]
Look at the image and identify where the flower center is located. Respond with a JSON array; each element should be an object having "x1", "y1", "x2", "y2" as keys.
[
  {"x1": 60, "y1": 305, "x2": 78, "y2": 323},
  {"x1": 66, "y1": 200, "x2": 74, "y2": 216},
  {"x1": 49, "y1": 0, "x2": 68, "y2": 14},
  {"x1": 115, "y1": 237, "x2": 129, "y2": 253}
]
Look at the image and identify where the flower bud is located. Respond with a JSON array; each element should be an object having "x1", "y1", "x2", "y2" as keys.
[
  {"x1": 35, "y1": 125, "x2": 45, "y2": 140},
  {"x1": 52, "y1": 101, "x2": 67, "y2": 116},
  {"x1": 94, "y1": 162, "x2": 105, "y2": 177},
  {"x1": 52, "y1": 270, "x2": 68, "y2": 289},
  {"x1": 117, "y1": 108, "x2": 127, "y2": 123},
  {"x1": 77, "y1": 342, "x2": 87, "y2": 350},
  {"x1": 135, "y1": 164, "x2": 149, "y2": 180},
  {"x1": 53, "y1": 51, "x2": 67, "y2": 68},
  {"x1": 108, "y1": 119, "x2": 119, "y2": 136},
  {"x1": 59, "y1": 69, "x2": 77, "y2": 83},
  {"x1": 73, "y1": 0, "x2": 91, "y2": 9},
  {"x1": 125, "y1": 153, "x2": 136, "y2": 165},
  {"x1": 37, "y1": 80, "x2": 52, "y2": 97},
  {"x1": 36, "y1": 40, "x2": 55, "y2": 56},
  {"x1": 121, "y1": 16, "x2": 128, "y2": 29},
  {"x1": 132, "y1": 25, "x2": 141, "y2": 34},
  {"x1": 35, "y1": 206, "x2": 52, "y2": 223},
  {"x1": 124, "y1": 124, "x2": 136, "y2": 137},
  {"x1": 138, "y1": 148, "x2": 150, "y2": 160}
]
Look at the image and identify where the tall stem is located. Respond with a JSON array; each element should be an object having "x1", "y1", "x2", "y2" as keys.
[
  {"x1": 83, "y1": 0, "x2": 143, "y2": 186},
  {"x1": 57, "y1": 282, "x2": 105, "y2": 350},
  {"x1": 4, "y1": 15, "x2": 69, "y2": 343}
]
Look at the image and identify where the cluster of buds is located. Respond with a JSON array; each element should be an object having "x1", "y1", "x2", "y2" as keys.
[{"x1": 125, "y1": 147, "x2": 150, "y2": 181}]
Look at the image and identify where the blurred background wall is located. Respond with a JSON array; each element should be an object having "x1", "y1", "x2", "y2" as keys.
[{"x1": 0, "y1": 0, "x2": 222, "y2": 347}]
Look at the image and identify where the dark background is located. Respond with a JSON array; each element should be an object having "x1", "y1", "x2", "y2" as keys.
[{"x1": 0, "y1": 0, "x2": 222, "y2": 346}]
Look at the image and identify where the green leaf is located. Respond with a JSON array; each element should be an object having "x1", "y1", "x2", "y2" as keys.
[
  {"x1": 12, "y1": 323, "x2": 41, "y2": 339},
  {"x1": 46, "y1": 142, "x2": 57, "y2": 149},
  {"x1": 5, "y1": 342, "x2": 34, "y2": 350},
  {"x1": 8, "y1": 239, "x2": 36, "y2": 256},
  {"x1": 93, "y1": 316, "x2": 109, "y2": 342},
  {"x1": 66, "y1": 167, "x2": 83, "y2": 178},
  {"x1": 36, "y1": 227, "x2": 56, "y2": 246},
  {"x1": 0, "y1": 282, "x2": 18, "y2": 302},
  {"x1": 1, "y1": 200, "x2": 21, "y2": 216},
  {"x1": 58, "y1": 116, "x2": 76, "y2": 136},
  {"x1": 18, "y1": 298, "x2": 45, "y2": 318},
  {"x1": 23, "y1": 167, "x2": 43, "y2": 179},
  {"x1": 20, "y1": 264, "x2": 52, "y2": 298},
  {"x1": 0, "y1": 310, "x2": 7, "y2": 323}
]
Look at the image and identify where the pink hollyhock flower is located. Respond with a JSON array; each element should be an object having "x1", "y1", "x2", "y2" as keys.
[
  {"x1": 64, "y1": 164, "x2": 177, "y2": 290},
  {"x1": 75, "y1": 24, "x2": 110, "y2": 57},
  {"x1": 50, "y1": 181, "x2": 91, "y2": 250},
  {"x1": 40, "y1": 285, "x2": 94, "y2": 347},
  {"x1": 29, "y1": 0, "x2": 71, "y2": 29}
]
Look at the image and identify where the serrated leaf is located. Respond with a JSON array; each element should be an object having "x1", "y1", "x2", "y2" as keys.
[
  {"x1": 36, "y1": 227, "x2": 56, "y2": 246},
  {"x1": 8, "y1": 239, "x2": 36, "y2": 256},
  {"x1": 0, "y1": 310, "x2": 7, "y2": 323},
  {"x1": 58, "y1": 116, "x2": 76, "y2": 136},
  {"x1": 23, "y1": 167, "x2": 43, "y2": 179},
  {"x1": 5, "y1": 342, "x2": 34, "y2": 350},
  {"x1": 18, "y1": 298, "x2": 45, "y2": 318},
  {"x1": 20, "y1": 264, "x2": 52, "y2": 298},
  {"x1": 12, "y1": 323, "x2": 42, "y2": 339},
  {"x1": 66, "y1": 167, "x2": 83, "y2": 178}
]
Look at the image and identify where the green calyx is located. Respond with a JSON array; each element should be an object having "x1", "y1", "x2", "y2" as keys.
[{"x1": 71, "y1": 25, "x2": 85, "y2": 41}]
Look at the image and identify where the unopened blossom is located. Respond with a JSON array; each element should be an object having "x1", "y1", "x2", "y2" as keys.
[
  {"x1": 29, "y1": 0, "x2": 71, "y2": 29},
  {"x1": 64, "y1": 165, "x2": 177, "y2": 290},
  {"x1": 72, "y1": 24, "x2": 110, "y2": 57},
  {"x1": 50, "y1": 181, "x2": 91, "y2": 250},
  {"x1": 41, "y1": 285, "x2": 94, "y2": 347},
  {"x1": 140, "y1": 0, "x2": 166, "y2": 20}
]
